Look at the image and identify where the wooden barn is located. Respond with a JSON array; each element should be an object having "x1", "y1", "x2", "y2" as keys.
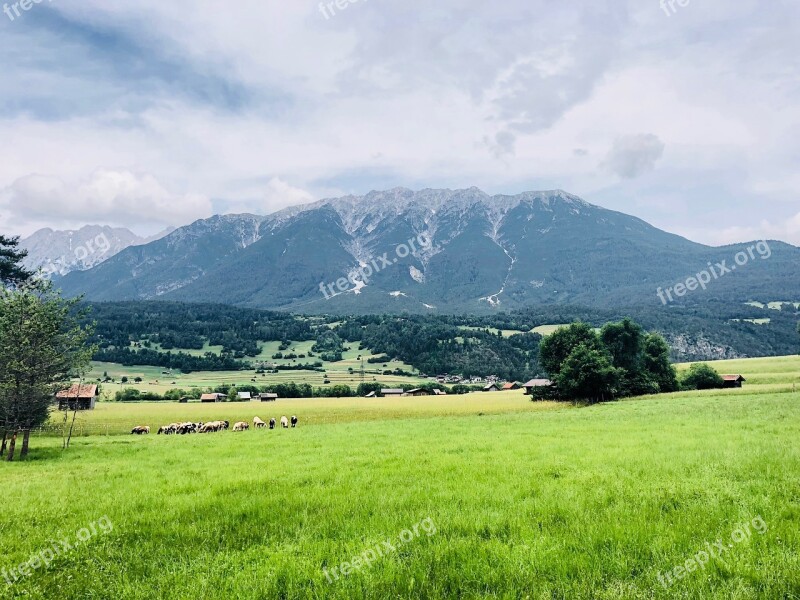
[
  {"x1": 259, "y1": 393, "x2": 278, "y2": 402},
  {"x1": 522, "y1": 379, "x2": 553, "y2": 395},
  {"x1": 381, "y1": 388, "x2": 404, "y2": 398},
  {"x1": 200, "y1": 393, "x2": 226, "y2": 403},
  {"x1": 483, "y1": 383, "x2": 501, "y2": 392},
  {"x1": 56, "y1": 384, "x2": 98, "y2": 411},
  {"x1": 405, "y1": 388, "x2": 430, "y2": 397},
  {"x1": 502, "y1": 382, "x2": 521, "y2": 391},
  {"x1": 721, "y1": 374, "x2": 746, "y2": 388}
]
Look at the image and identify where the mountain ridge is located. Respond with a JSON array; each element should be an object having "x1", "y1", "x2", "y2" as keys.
[{"x1": 56, "y1": 188, "x2": 799, "y2": 313}]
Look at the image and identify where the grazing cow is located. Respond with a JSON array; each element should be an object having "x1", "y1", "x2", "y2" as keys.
[
  {"x1": 291, "y1": 416, "x2": 298, "y2": 428},
  {"x1": 280, "y1": 416, "x2": 289, "y2": 429},
  {"x1": 253, "y1": 417, "x2": 266, "y2": 429},
  {"x1": 131, "y1": 426, "x2": 150, "y2": 435},
  {"x1": 233, "y1": 421, "x2": 249, "y2": 432},
  {"x1": 269, "y1": 418, "x2": 276, "y2": 430}
]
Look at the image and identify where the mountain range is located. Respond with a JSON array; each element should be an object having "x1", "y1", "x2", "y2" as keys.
[
  {"x1": 21, "y1": 225, "x2": 173, "y2": 276},
  {"x1": 56, "y1": 188, "x2": 800, "y2": 313}
]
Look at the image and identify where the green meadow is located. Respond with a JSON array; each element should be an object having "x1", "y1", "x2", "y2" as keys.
[
  {"x1": 87, "y1": 339, "x2": 429, "y2": 401},
  {"x1": 1, "y1": 357, "x2": 799, "y2": 599}
]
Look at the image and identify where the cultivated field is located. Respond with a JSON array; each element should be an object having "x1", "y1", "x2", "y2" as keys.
[{"x1": 2, "y1": 357, "x2": 799, "y2": 598}]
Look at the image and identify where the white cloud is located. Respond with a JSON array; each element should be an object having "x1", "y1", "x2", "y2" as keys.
[
  {"x1": 223, "y1": 177, "x2": 314, "y2": 216},
  {"x1": 0, "y1": 170, "x2": 212, "y2": 234},
  {"x1": 680, "y1": 213, "x2": 800, "y2": 247},
  {"x1": 0, "y1": 0, "x2": 796, "y2": 247},
  {"x1": 601, "y1": 134, "x2": 666, "y2": 179}
]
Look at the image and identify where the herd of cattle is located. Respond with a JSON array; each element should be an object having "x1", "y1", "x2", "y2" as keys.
[{"x1": 130, "y1": 415, "x2": 298, "y2": 435}]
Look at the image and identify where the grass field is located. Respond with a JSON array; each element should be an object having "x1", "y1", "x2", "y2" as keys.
[
  {"x1": 88, "y1": 357, "x2": 429, "y2": 402},
  {"x1": 90, "y1": 337, "x2": 428, "y2": 401},
  {"x1": 2, "y1": 357, "x2": 799, "y2": 598}
]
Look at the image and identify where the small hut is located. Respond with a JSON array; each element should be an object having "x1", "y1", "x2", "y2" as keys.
[
  {"x1": 721, "y1": 375, "x2": 746, "y2": 389},
  {"x1": 56, "y1": 384, "x2": 98, "y2": 411}
]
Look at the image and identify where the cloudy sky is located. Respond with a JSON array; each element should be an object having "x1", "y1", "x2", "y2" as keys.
[{"x1": 0, "y1": 0, "x2": 798, "y2": 245}]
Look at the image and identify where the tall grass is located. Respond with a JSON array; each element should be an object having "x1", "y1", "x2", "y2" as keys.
[{"x1": 2, "y1": 389, "x2": 799, "y2": 599}]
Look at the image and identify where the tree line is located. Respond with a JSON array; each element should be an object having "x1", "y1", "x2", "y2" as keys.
[{"x1": 80, "y1": 300, "x2": 798, "y2": 379}]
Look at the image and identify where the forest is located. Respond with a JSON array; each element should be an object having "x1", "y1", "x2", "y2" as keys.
[{"x1": 81, "y1": 300, "x2": 799, "y2": 379}]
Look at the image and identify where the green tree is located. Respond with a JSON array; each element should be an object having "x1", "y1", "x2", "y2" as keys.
[
  {"x1": 555, "y1": 344, "x2": 620, "y2": 404},
  {"x1": 0, "y1": 234, "x2": 32, "y2": 286},
  {"x1": 600, "y1": 318, "x2": 644, "y2": 372},
  {"x1": 681, "y1": 363, "x2": 724, "y2": 390},
  {"x1": 643, "y1": 333, "x2": 679, "y2": 392},
  {"x1": 0, "y1": 283, "x2": 94, "y2": 461},
  {"x1": 539, "y1": 322, "x2": 602, "y2": 377},
  {"x1": 356, "y1": 382, "x2": 383, "y2": 396}
]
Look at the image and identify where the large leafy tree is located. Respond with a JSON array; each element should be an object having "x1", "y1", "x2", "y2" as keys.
[
  {"x1": 555, "y1": 344, "x2": 620, "y2": 404},
  {"x1": 643, "y1": 333, "x2": 679, "y2": 392},
  {"x1": 600, "y1": 318, "x2": 644, "y2": 372},
  {"x1": 539, "y1": 322, "x2": 602, "y2": 377},
  {"x1": 541, "y1": 319, "x2": 679, "y2": 402},
  {"x1": 0, "y1": 282, "x2": 95, "y2": 461},
  {"x1": 0, "y1": 234, "x2": 32, "y2": 286}
]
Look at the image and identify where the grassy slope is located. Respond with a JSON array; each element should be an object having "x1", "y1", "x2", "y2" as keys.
[{"x1": 1, "y1": 357, "x2": 799, "y2": 599}]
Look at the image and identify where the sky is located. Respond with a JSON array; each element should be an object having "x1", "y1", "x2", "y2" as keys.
[{"x1": 0, "y1": 0, "x2": 798, "y2": 246}]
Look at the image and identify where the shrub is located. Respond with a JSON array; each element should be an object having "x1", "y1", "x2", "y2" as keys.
[{"x1": 681, "y1": 364, "x2": 724, "y2": 390}]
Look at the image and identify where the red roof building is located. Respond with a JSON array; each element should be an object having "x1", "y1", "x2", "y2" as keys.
[{"x1": 56, "y1": 384, "x2": 98, "y2": 411}]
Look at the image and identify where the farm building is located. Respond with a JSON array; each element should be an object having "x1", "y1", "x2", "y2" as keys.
[
  {"x1": 237, "y1": 391, "x2": 252, "y2": 401},
  {"x1": 721, "y1": 375, "x2": 746, "y2": 388},
  {"x1": 405, "y1": 388, "x2": 430, "y2": 397},
  {"x1": 259, "y1": 393, "x2": 278, "y2": 402},
  {"x1": 381, "y1": 388, "x2": 404, "y2": 398},
  {"x1": 364, "y1": 391, "x2": 376, "y2": 398},
  {"x1": 432, "y1": 389, "x2": 447, "y2": 396},
  {"x1": 56, "y1": 384, "x2": 98, "y2": 411},
  {"x1": 502, "y1": 382, "x2": 521, "y2": 391},
  {"x1": 483, "y1": 383, "x2": 501, "y2": 392},
  {"x1": 200, "y1": 393, "x2": 226, "y2": 403},
  {"x1": 522, "y1": 379, "x2": 553, "y2": 395}
]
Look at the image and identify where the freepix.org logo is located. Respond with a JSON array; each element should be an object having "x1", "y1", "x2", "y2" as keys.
[
  {"x1": 3, "y1": 0, "x2": 54, "y2": 22},
  {"x1": 319, "y1": 232, "x2": 432, "y2": 300},
  {"x1": 657, "y1": 241, "x2": 771, "y2": 305},
  {"x1": 2, "y1": 516, "x2": 113, "y2": 586}
]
